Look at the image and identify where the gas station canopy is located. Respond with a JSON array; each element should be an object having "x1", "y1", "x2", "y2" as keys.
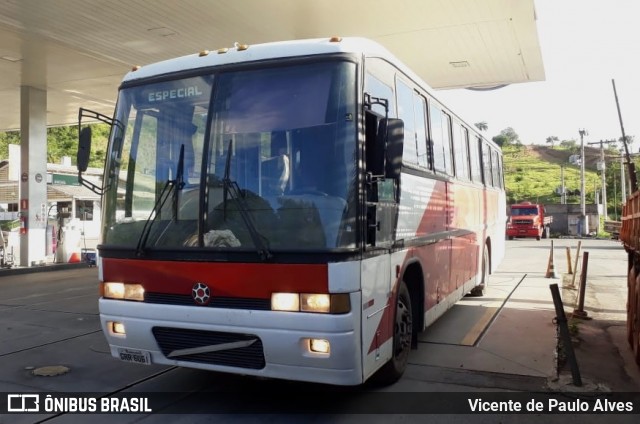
[{"x1": 0, "y1": 0, "x2": 544, "y2": 131}]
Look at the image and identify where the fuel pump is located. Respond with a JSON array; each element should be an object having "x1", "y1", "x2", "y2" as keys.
[{"x1": 19, "y1": 213, "x2": 27, "y2": 234}]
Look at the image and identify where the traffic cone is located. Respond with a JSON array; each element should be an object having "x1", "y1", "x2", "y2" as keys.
[
  {"x1": 68, "y1": 251, "x2": 81, "y2": 263},
  {"x1": 546, "y1": 240, "x2": 558, "y2": 279}
]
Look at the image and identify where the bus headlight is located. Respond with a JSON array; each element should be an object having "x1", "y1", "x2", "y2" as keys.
[
  {"x1": 102, "y1": 282, "x2": 145, "y2": 301},
  {"x1": 271, "y1": 293, "x2": 299, "y2": 311},
  {"x1": 301, "y1": 294, "x2": 330, "y2": 313},
  {"x1": 271, "y1": 293, "x2": 350, "y2": 313}
]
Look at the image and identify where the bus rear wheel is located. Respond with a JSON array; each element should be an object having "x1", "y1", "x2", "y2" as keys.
[
  {"x1": 470, "y1": 247, "x2": 489, "y2": 297},
  {"x1": 373, "y1": 281, "x2": 412, "y2": 385}
]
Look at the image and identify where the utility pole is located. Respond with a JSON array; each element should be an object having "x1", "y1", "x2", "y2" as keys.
[
  {"x1": 614, "y1": 167, "x2": 618, "y2": 219},
  {"x1": 579, "y1": 129, "x2": 588, "y2": 236},
  {"x1": 588, "y1": 139, "x2": 616, "y2": 220},
  {"x1": 560, "y1": 165, "x2": 566, "y2": 204},
  {"x1": 608, "y1": 152, "x2": 640, "y2": 217},
  {"x1": 621, "y1": 154, "x2": 627, "y2": 203},
  {"x1": 612, "y1": 79, "x2": 637, "y2": 193}
]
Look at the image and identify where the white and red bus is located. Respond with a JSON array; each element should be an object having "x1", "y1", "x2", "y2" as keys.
[{"x1": 78, "y1": 37, "x2": 506, "y2": 386}]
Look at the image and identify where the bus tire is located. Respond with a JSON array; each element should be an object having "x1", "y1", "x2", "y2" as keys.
[
  {"x1": 470, "y1": 247, "x2": 489, "y2": 297},
  {"x1": 373, "y1": 281, "x2": 412, "y2": 385}
]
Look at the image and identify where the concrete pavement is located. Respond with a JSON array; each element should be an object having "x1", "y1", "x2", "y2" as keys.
[
  {"x1": 2, "y1": 238, "x2": 639, "y2": 394},
  {"x1": 0, "y1": 261, "x2": 90, "y2": 276},
  {"x1": 408, "y1": 237, "x2": 640, "y2": 392}
]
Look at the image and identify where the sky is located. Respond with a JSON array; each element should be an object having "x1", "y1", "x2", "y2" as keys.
[{"x1": 436, "y1": 0, "x2": 640, "y2": 146}]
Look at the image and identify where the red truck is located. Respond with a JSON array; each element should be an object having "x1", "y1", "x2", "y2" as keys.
[
  {"x1": 620, "y1": 190, "x2": 640, "y2": 366},
  {"x1": 506, "y1": 202, "x2": 552, "y2": 240}
]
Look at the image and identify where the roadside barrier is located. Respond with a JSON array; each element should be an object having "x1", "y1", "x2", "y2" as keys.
[
  {"x1": 570, "y1": 241, "x2": 582, "y2": 287},
  {"x1": 572, "y1": 251, "x2": 591, "y2": 320},
  {"x1": 546, "y1": 240, "x2": 559, "y2": 279}
]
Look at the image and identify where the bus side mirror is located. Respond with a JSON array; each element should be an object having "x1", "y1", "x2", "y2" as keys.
[
  {"x1": 384, "y1": 118, "x2": 404, "y2": 180},
  {"x1": 365, "y1": 112, "x2": 385, "y2": 176},
  {"x1": 77, "y1": 126, "x2": 92, "y2": 173}
]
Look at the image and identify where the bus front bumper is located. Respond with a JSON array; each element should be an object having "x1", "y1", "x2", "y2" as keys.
[{"x1": 99, "y1": 295, "x2": 364, "y2": 386}]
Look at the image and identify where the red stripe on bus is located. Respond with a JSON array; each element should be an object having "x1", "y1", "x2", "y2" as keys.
[{"x1": 101, "y1": 258, "x2": 328, "y2": 298}]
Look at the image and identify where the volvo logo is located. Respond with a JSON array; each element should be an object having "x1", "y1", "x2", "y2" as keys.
[{"x1": 192, "y1": 282, "x2": 211, "y2": 305}]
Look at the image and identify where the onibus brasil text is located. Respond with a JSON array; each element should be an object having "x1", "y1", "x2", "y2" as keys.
[{"x1": 7, "y1": 394, "x2": 152, "y2": 413}]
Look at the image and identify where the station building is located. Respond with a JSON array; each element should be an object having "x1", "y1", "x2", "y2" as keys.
[{"x1": 0, "y1": 146, "x2": 101, "y2": 265}]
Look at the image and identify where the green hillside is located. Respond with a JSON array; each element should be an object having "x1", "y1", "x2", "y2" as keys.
[{"x1": 503, "y1": 144, "x2": 627, "y2": 219}]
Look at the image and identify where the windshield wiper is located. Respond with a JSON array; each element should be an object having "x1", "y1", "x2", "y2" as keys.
[
  {"x1": 221, "y1": 140, "x2": 272, "y2": 261},
  {"x1": 172, "y1": 144, "x2": 186, "y2": 222},
  {"x1": 136, "y1": 145, "x2": 185, "y2": 256}
]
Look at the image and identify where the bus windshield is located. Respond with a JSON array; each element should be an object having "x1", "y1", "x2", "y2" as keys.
[{"x1": 102, "y1": 60, "x2": 357, "y2": 252}]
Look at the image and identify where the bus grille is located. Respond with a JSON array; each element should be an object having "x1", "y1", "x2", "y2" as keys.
[
  {"x1": 144, "y1": 293, "x2": 270, "y2": 310},
  {"x1": 152, "y1": 327, "x2": 266, "y2": 369}
]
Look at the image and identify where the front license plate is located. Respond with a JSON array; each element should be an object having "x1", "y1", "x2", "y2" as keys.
[{"x1": 117, "y1": 348, "x2": 151, "y2": 365}]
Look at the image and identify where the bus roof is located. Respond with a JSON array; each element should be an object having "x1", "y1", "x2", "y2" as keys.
[
  {"x1": 121, "y1": 36, "x2": 503, "y2": 153},
  {"x1": 123, "y1": 37, "x2": 395, "y2": 83}
]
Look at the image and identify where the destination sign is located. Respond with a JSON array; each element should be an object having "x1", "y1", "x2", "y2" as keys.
[
  {"x1": 148, "y1": 86, "x2": 203, "y2": 103},
  {"x1": 137, "y1": 76, "x2": 211, "y2": 106}
]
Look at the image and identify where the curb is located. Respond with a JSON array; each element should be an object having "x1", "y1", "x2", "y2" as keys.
[{"x1": 0, "y1": 262, "x2": 93, "y2": 276}]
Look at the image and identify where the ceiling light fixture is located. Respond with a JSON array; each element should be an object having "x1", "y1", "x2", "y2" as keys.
[
  {"x1": 1, "y1": 55, "x2": 22, "y2": 62},
  {"x1": 147, "y1": 27, "x2": 177, "y2": 37},
  {"x1": 449, "y1": 61, "x2": 470, "y2": 68}
]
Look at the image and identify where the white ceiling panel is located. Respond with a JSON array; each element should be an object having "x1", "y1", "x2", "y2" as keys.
[{"x1": 0, "y1": 0, "x2": 544, "y2": 131}]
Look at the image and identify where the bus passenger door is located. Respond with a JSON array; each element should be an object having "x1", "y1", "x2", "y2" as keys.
[
  {"x1": 360, "y1": 254, "x2": 392, "y2": 381},
  {"x1": 361, "y1": 109, "x2": 404, "y2": 380}
]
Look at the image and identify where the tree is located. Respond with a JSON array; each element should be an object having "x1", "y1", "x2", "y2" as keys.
[
  {"x1": 546, "y1": 136, "x2": 559, "y2": 147},
  {"x1": 0, "y1": 130, "x2": 20, "y2": 159},
  {"x1": 619, "y1": 135, "x2": 635, "y2": 147},
  {"x1": 560, "y1": 139, "x2": 578, "y2": 152},
  {"x1": 47, "y1": 126, "x2": 78, "y2": 164},
  {"x1": 474, "y1": 122, "x2": 488, "y2": 132},
  {"x1": 500, "y1": 127, "x2": 520, "y2": 145},
  {"x1": 492, "y1": 127, "x2": 520, "y2": 147},
  {"x1": 492, "y1": 134, "x2": 509, "y2": 147},
  {"x1": 1, "y1": 123, "x2": 109, "y2": 167}
]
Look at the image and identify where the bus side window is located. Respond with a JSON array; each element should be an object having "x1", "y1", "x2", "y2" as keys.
[
  {"x1": 441, "y1": 112, "x2": 453, "y2": 176},
  {"x1": 414, "y1": 94, "x2": 430, "y2": 169},
  {"x1": 430, "y1": 103, "x2": 445, "y2": 173},
  {"x1": 396, "y1": 78, "x2": 417, "y2": 166},
  {"x1": 461, "y1": 126, "x2": 471, "y2": 180},
  {"x1": 482, "y1": 142, "x2": 493, "y2": 186},
  {"x1": 365, "y1": 72, "x2": 395, "y2": 117},
  {"x1": 492, "y1": 149, "x2": 501, "y2": 188},
  {"x1": 430, "y1": 103, "x2": 453, "y2": 175},
  {"x1": 469, "y1": 136, "x2": 482, "y2": 183},
  {"x1": 453, "y1": 120, "x2": 470, "y2": 180}
]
